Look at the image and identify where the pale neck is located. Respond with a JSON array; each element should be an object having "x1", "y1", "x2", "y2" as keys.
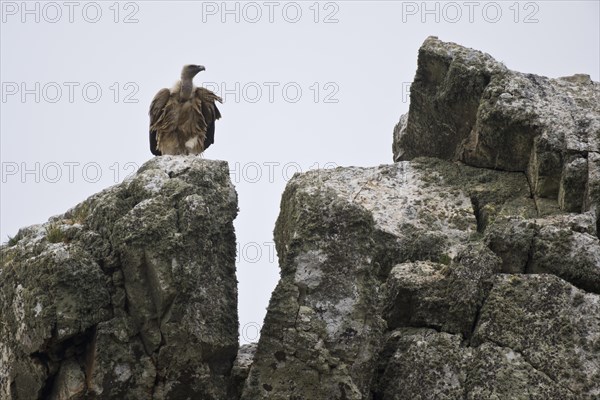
[{"x1": 180, "y1": 76, "x2": 194, "y2": 99}]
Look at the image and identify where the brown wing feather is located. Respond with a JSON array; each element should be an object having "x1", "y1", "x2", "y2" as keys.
[
  {"x1": 195, "y1": 87, "x2": 223, "y2": 150},
  {"x1": 148, "y1": 88, "x2": 171, "y2": 155},
  {"x1": 149, "y1": 88, "x2": 170, "y2": 126},
  {"x1": 196, "y1": 87, "x2": 223, "y2": 122}
]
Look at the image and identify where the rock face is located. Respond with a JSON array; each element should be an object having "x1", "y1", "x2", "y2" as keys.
[
  {"x1": 243, "y1": 37, "x2": 600, "y2": 399},
  {"x1": 0, "y1": 156, "x2": 239, "y2": 399},
  {"x1": 393, "y1": 36, "x2": 600, "y2": 214}
]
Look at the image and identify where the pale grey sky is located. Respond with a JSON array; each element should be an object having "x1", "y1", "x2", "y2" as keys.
[{"x1": 1, "y1": 0, "x2": 599, "y2": 343}]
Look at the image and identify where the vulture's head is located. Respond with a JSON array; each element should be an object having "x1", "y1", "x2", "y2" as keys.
[{"x1": 181, "y1": 64, "x2": 206, "y2": 79}]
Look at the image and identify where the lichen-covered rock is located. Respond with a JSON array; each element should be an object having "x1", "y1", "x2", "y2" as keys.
[
  {"x1": 393, "y1": 37, "x2": 501, "y2": 163},
  {"x1": 383, "y1": 243, "x2": 500, "y2": 337},
  {"x1": 484, "y1": 217, "x2": 536, "y2": 273},
  {"x1": 484, "y1": 211, "x2": 600, "y2": 293},
  {"x1": 242, "y1": 158, "x2": 541, "y2": 399},
  {"x1": 465, "y1": 342, "x2": 578, "y2": 400},
  {"x1": 375, "y1": 328, "x2": 467, "y2": 399},
  {"x1": 394, "y1": 36, "x2": 600, "y2": 214},
  {"x1": 584, "y1": 152, "x2": 600, "y2": 211},
  {"x1": 472, "y1": 274, "x2": 600, "y2": 397},
  {"x1": 379, "y1": 37, "x2": 600, "y2": 399},
  {"x1": 373, "y1": 327, "x2": 577, "y2": 400},
  {"x1": 241, "y1": 167, "x2": 386, "y2": 400},
  {"x1": 530, "y1": 216, "x2": 600, "y2": 293},
  {"x1": 241, "y1": 37, "x2": 599, "y2": 400},
  {"x1": 231, "y1": 343, "x2": 257, "y2": 399},
  {"x1": 0, "y1": 156, "x2": 239, "y2": 399}
]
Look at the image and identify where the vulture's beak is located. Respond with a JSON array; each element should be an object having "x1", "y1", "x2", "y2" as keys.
[{"x1": 198, "y1": 65, "x2": 206, "y2": 72}]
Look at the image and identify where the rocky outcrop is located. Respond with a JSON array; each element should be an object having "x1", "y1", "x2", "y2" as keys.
[
  {"x1": 2, "y1": 37, "x2": 599, "y2": 400},
  {"x1": 393, "y1": 36, "x2": 600, "y2": 215},
  {"x1": 0, "y1": 156, "x2": 239, "y2": 399},
  {"x1": 243, "y1": 37, "x2": 600, "y2": 399},
  {"x1": 242, "y1": 158, "x2": 600, "y2": 399}
]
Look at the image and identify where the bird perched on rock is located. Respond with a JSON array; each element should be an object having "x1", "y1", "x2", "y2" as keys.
[{"x1": 149, "y1": 64, "x2": 222, "y2": 155}]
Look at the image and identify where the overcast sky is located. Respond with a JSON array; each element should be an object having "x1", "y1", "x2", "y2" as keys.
[{"x1": 1, "y1": 0, "x2": 599, "y2": 344}]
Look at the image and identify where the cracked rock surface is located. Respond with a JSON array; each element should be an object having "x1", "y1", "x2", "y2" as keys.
[
  {"x1": 393, "y1": 36, "x2": 600, "y2": 214},
  {"x1": 1, "y1": 156, "x2": 239, "y2": 399},
  {"x1": 244, "y1": 37, "x2": 600, "y2": 399}
]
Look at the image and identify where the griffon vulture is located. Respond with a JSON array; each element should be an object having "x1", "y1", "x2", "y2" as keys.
[{"x1": 149, "y1": 64, "x2": 222, "y2": 156}]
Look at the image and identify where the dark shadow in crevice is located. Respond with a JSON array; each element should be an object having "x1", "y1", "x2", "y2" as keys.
[
  {"x1": 469, "y1": 196, "x2": 485, "y2": 233},
  {"x1": 34, "y1": 325, "x2": 97, "y2": 398}
]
